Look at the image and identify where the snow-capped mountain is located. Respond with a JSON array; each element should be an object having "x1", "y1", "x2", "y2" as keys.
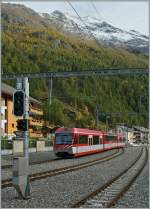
[{"x1": 40, "y1": 10, "x2": 149, "y2": 55}]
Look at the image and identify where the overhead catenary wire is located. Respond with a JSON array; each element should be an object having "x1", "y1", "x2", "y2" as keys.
[
  {"x1": 90, "y1": 1, "x2": 112, "y2": 24},
  {"x1": 39, "y1": 95, "x2": 96, "y2": 101},
  {"x1": 67, "y1": 1, "x2": 102, "y2": 48},
  {"x1": 91, "y1": 0, "x2": 103, "y2": 20}
]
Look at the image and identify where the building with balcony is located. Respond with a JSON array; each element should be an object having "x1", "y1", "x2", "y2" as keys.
[
  {"x1": 1, "y1": 83, "x2": 44, "y2": 139},
  {"x1": 29, "y1": 99, "x2": 44, "y2": 138},
  {"x1": 116, "y1": 125, "x2": 149, "y2": 144}
]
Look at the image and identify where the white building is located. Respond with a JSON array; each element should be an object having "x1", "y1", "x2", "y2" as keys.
[{"x1": 0, "y1": 100, "x2": 7, "y2": 137}]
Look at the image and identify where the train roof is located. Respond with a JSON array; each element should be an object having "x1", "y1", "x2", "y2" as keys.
[{"x1": 55, "y1": 128, "x2": 105, "y2": 135}]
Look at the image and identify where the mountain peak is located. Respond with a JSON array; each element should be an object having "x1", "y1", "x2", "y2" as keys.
[
  {"x1": 51, "y1": 10, "x2": 67, "y2": 19},
  {"x1": 2, "y1": 4, "x2": 148, "y2": 56}
]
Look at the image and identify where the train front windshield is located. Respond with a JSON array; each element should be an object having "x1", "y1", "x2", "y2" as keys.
[{"x1": 55, "y1": 133, "x2": 72, "y2": 145}]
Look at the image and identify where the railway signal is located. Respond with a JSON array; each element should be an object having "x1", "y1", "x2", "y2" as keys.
[
  {"x1": 16, "y1": 119, "x2": 28, "y2": 131},
  {"x1": 12, "y1": 78, "x2": 30, "y2": 199},
  {"x1": 13, "y1": 90, "x2": 25, "y2": 116}
]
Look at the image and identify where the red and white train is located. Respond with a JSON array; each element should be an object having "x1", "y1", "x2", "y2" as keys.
[{"x1": 53, "y1": 128, "x2": 125, "y2": 157}]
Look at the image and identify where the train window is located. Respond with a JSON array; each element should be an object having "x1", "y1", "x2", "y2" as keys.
[
  {"x1": 99, "y1": 136, "x2": 103, "y2": 144},
  {"x1": 118, "y1": 137, "x2": 122, "y2": 142},
  {"x1": 73, "y1": 135, "x2": 78, "y2": 144},
  {"x1": 55, "y1": 133, "x2": 72, "y2": 144},
  {"x1": 123, "y1": 137, "x2": 126, "y2": 142},
  {"x1": 79, "y1": 135, "x2": 88, "y2": 144},
  {"x1": 93, "y1": 136, "x2": 99, "y2": 145},
  {"x1": 106, "y1": 135, "x2": 115, "y2": 141}
]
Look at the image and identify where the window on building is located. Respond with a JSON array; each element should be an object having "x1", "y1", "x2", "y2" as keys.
[
  {"x1": 79, "y1": 135, "x2": 88, "y2": 144},
  {"x1": 93, "y1": 136, "x2": 99, "y2": 145},
  {"x1": 12, "y1": 124, "x2": 14, "y2": 128}
]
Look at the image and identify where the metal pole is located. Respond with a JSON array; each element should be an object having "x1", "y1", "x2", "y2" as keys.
[
  {"x1": 127, "y1": 126, "x2": 128, "y2": 144},
  {"x1": 139, "y1": 95, "x2": 143, "y2": 127},
  {"x1": 16, "y1": 78, "x2": 23, "y2": 90},
  {"x1": 106, "y1": 117, "x2": 107, "y2": 132},
  {"x1": 23, "y1": 77, "x2": 30, "y2": 198},
  {"x1": 13, "y1": 77, "x2": 30, "y2": 199},
  {"x1": 96, "y1": 107, "x2": 99, "y2": 130},
  {"x1": 23, "y1": 77, "x2": 29, "y2": 158},
  {"x1": 48, "y1": 75, "x2": 53, "y2": 105}
]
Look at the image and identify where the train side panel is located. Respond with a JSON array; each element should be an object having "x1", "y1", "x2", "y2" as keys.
[
  {"x1": 72, "y1": 132, "x2": 104, "y2": 157},
  {"x1": 54, "y1": 128, "x2": 125, "y2": 157}
]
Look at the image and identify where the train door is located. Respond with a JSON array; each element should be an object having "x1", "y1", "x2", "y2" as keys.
[
  {"x1": 88, "y1": 135, "x2": 93, "y2": 152},
  {"x1": 100, "y1": 134, "x2": 104, "y2": 151},
  {"x1": 117, "y1": 135, "x2": 119, "y2": 148},
  {"x1": 76, "y1": 134, "x2": 79, "y2": 156},
  {"x1": 103, "y1": 133, "x2": 106, "y2": 150},
  {"x1": 73, "y1": 134, "x2": 78, "y2": 156}
]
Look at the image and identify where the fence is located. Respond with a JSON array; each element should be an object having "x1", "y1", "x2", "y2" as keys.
[{"x1": 1, "y1": 138, "x2": 54, "y2": 153}]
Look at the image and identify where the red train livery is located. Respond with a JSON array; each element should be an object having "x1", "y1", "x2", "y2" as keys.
[{"x1": 53, "y1": 128, "x2": 125, "y2": 157}]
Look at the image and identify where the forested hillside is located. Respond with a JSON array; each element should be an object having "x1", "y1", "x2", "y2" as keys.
[{"x1": 2, "y1": 3, "x2": 149, "y2": 129}]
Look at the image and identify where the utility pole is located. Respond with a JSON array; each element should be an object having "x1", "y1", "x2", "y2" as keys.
[
  {"x1": 48, "y1": 76, "x2": 53, "y2": 123},
  {"x1": 106, "y1": 116, "x2": 108, "y2": 132},
  {"x1": 139, "y1": 95, "x2": 143, "y2": 127},
  {"x1": 48, "y1": 75, "x2": 53, "y2": 105},
  {"x1": 96, "y1": 107, "x2": 99, "y2": 130}
]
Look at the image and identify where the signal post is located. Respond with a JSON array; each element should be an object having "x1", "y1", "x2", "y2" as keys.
[{"x1": 13, "y1": 77, "x2": 30, "y2": 199}]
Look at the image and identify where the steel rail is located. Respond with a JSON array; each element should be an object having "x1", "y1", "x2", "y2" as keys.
[
  {"x1": 2, "y1": 148, "x2": 124, "y2": 188},
  {"x1": 2, "y1": 68, "x2": 148, "y2": 80},
  {"x1": 1, "y1": 157, "x2": 63, "y2": 169},
  {"x1": 71, "y1": 147, "x2": 147, "y2": 208},
  {"x1": 106, "y1": 148, "x2": 148, "y2": 208},
  {"x1": 1, "y1": 148, "x2": 122, "y2": 170}
]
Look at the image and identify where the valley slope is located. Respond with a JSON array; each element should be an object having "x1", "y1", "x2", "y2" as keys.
[{"x1": 1, "y1": 3, "x2": 149, "y2": 129}]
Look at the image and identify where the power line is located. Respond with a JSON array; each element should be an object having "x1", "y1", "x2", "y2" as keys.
[
  {"x1": 67, "y1": 1, "x2": 102, "y2": 48},
  {"x1": 2, "y1": 68, "x2": 148, "y2": 80},
  {"x1": 91, "y1": 1, "x2": 103, "y2": 20},
  {"x1": 39, "y1": 95, "x2": 96, "y2": 100},
  {"x1": 90, "y1": 1, "x2": 119, "y2": 31}
]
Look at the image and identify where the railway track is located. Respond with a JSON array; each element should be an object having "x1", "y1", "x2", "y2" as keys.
[
  {"x1": 1, "y1": 157, "x2": 62, "y2": 169},
  {"x1": 1, "y1": 149, "x2": 120, "y2": 169},
  {"x1": 71, "y1": 147, "x2": 147, "y2": 208},
  {"x1": 2, "y1": 148, "x2": 124, "y2": 188}
]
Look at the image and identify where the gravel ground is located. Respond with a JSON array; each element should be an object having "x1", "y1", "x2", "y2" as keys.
[
  {"x1": 2, "y1": 146, "x2": 147, "y2": 208},
  {"x1": 1, "y1": 150, "x2": 57, "y2": 166},
  {"x1": 114, "y1": 152, "x2": 149, "y2": 208},
  {"x1": 1, "y1": 149, "x2": 117, "y2": 180}
]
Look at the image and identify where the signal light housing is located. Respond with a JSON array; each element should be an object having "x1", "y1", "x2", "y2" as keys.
[
  {"x1": 16, "y1": 119, "x2": 28, "y2": 131},
  {"x1": 13, "y1": 90, "x2": 25, "y2": 116}
]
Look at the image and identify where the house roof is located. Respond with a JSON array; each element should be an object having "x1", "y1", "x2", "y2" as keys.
[
  {"x1": 133, "y1": 126, "x2": 149, "y2": 133},
  {"x1": 117, "y1": 125, "x2": 149, "y2": 133},
  {"x1": 1, "y1": 83, "x2": 42, "y2": 105}
]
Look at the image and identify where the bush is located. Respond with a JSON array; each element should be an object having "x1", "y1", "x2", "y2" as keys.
[
  {"x1": 29, "y1": 140, "x2": 36, "y2": 148},
  {"x1": 45, "y1": 140, "x2": 53, "y2": 147},
  {"x1": 1, "y1": 140, "x2": 12, "y2": 150}
]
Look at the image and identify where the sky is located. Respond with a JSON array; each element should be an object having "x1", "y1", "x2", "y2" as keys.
[{"x1": 3, "y1": 1, "x2": 149, "y2": 36}]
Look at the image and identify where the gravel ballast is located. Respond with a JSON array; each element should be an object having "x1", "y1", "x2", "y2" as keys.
[
  {"x1": 114, "y1": 156, "x2": 149, "y2": 208},
  {"x1": 2, "y1": 146, "x2": 148, "y2": 208},
  {"x1": 2, "y1": 149, "x2": 117, "y2": 180},
  {"x1": 1, "y1": 150, "x2": 56, "y2": 167}
]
